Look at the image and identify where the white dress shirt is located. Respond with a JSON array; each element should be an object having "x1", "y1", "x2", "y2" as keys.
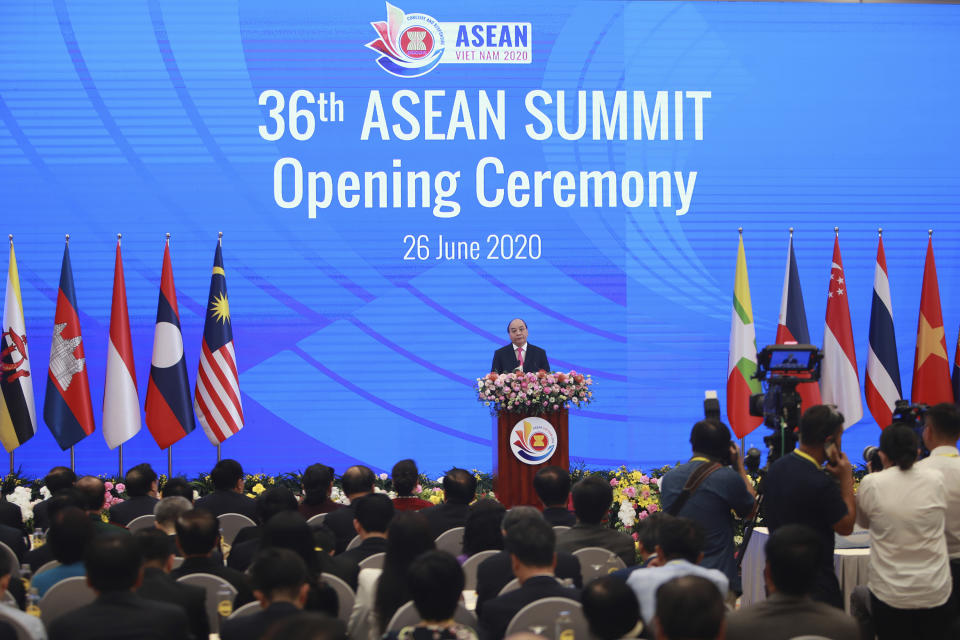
[
  {"x1": 626, "y1": 559, "x2": 729, "y2": 625},
  {"x1": 856, "y1": 464, "x2": 950, "y2": 609},
  {"x1": 917, "y1": 445, "x2": 960, "y2": 559}
]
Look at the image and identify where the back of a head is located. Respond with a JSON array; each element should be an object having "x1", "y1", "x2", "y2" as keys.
[
  {"x1": 504, "y1": 516, "x2": 555, "y2": 568},
  {"x1": 263, "y1": 612, "x2": 347, "y2": 640},
  {"x1": 442, "y1": 468, "x2": 477, "y2": 505},
  {"x1": 879, "y1": 422, "x2": 919, "y2": 471},
  {"x1": 257, "y1": 487, "x2": 299, "y2": 523},
  {"x1": 637, "y1": 512, "x2": 666, "y2": 555},
  {"x1": 572, "y1": 475, "x2": 613, "y2": 524},
  {"x1": 341, "y1": 465, "x2": 375, "y2": 497},
  {"x1": 44, "y1": 466, "x2": 77, "y2": 494},
  {"x1": 75, "y1": 475, "x2": 106, "y2": 511},
  {"x1": 501, "y1": 506, "x2": 541, "y2": 534},
  {"x1": 251, "y1": 547, "x2": 308, "y2": 602},
  {"x1": 135, "y1": 527, "x2": 174, "y2": 565},
  {"x1": 658, "y1": 516, "x2": 704, "y2": 563},
  {"x1": 655, "y1": 576, "x2": 724, "y2": 640},
  {"x1": 407, "y1": 550, "x2": 464, "y2": 623},
  {"x1": 48, "y1": 506, "x2": 94, "y2": 565},
  {"x1": 582, "y1": 576, "x2": 641, "y2": 640},
  {"x1": 175, "y1": 509, "x2": 219, "y2": 556},
  {"x1": 764, "y1": 525, "x2": 823, "y2": 597},
  {"x1": 0, "y1": 550, "x2": 9, "y2": 579},
  {"x1": 154, "y1": 496, "x2": 193, "y2": 529},
  {"x1": 926, "y1": 403, "x2": 960, "y2": 440},
  {"x1": 462, "y1": 498, "x2": 506, "y2": 555},
  {"x1": 689, "y1": 420, "x2": 732, "y2": 461},
  {"x1": 391, "y1": 459, "x2": 419, "y2": 496},
  {"x1": 86, "y1": 534, "x2": 143, "y2": 593},
  {"x1": 385, "y1": 511, "x2": 435, "y2": 566},
  {"x1": 262, "y1": 511, "x2": 318, "y2": 573},
  {"x1": 45, "y1": 488, "x2": 85, "y2": 522},
  {"x1": 353, "y1": 493, "x2": 395, "y2": 534},
  {"x1": 798, "y1": 405, "x2": 844, "y2": 446},
  {"x1": 210, "y1": 459, "x2": 244, "y2": 491},
  {"x1": 124, "y1": 463, "x2": 158, "y2": 498},
  {"x1": 162, "y1": 477, "x2": 195, "y2": 502},
  {"x1": 302, "y1": 463, "x2": 335, "y2": 504},
  {"x1": 533, "y1": 466, "x2": 570, "y2": 507}
]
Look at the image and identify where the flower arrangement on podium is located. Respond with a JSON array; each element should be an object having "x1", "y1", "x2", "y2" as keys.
[{"x1": 476, "y1": 370, "x2": 593, "y2": 416}]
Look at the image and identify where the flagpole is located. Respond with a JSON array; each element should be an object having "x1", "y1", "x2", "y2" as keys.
[
  {"x1": 216, "y1": 444, "x2": 221, "y2": 462},
  {"x1": 216, "y1": 230, "x2": 223, "y2": 467},
  {"x1": 118, "y1": 443, "x2": 123, "y2": 476},
  {"x1": 70, "y1": 447, "x2": 75, "y2": 472},
  {"x1": 168, "y1": 445, "x2": 172, "y2": 477},
  {"x1": 6, "y1": 239, "x2": 11, "y2": 478}
]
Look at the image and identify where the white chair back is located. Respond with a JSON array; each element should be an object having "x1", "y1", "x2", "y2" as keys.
[
  {"x1": 1, "y1": 591, "x2": 14, "y2": 606},
  {"x1": 461, "y1": 549, "x2": 499, "y2": 590},
  {"x1": 33, "y1": 560, "x2": 61, "y2": 577},
  {"x1": 321, "y1": 573, "x2": 355, "y2": 622},
  {"x1": 307, "y1": 513, "x2": 327, "y2": 526},
  {"x1": 553, "y1": 525, "x2": 571, "y2": 532},
  {"x1": 38, "y1": 576, "x2": 96, "y2": 625},
  {"x1": 126, "y1": 514, "x2": 157, "y2": 532},
  {"x1": 358, "y1": 552, "x2": 385, "y2": 571},
  {"x1": 572, "y1": 546, "x2": 627, "y2": 582},
  {"x1": 172, "y1": 557, "x2": 185, "y2": 570},
  {"x1": 227, "y1": 600, "x2": 262, "y2": 619},
  {"x1": 217, "y1": 513, "x2": 256, "y2": 545},
  {"x1": 434, "y1": 527, "x2": 465, "y2": 556},
  {"x1": 385, "y1": 600, "x2": 477, "y2": 633},
  {"x1": 498, "y1": 577, "x2": 520, "y2": 596},
  {"x1": 345, "y1": 534, "x2": 362, "y2": 551},
  {"x1": 177, "y1": 572, "x2": 238, "y2": 634},
  {"x1": 0, "y1": 605, "x2": 35, "y2": 640},
  {"x1": 504, "y1": 597, "x2": 586, "y2": 639},
  {"x1": 0, "y1": 543, "x2": 18, "y2": 578}
]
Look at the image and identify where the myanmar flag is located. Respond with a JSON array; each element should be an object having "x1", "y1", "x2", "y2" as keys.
[{"x1": 727, "y1": 233, "x2": 763, "y2": 438}]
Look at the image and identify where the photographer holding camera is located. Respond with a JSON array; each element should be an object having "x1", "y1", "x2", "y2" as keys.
[{"x1": 660, "y1": 419, "x2": 757, "y2": 594}]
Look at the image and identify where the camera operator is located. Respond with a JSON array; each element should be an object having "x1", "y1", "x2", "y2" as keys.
[
  {"x1": 660, "y1": 419, "x2": 757, "y2": 594},
  {"x1": 762, "y1": 404, "x2": 856, "y2": 609}
]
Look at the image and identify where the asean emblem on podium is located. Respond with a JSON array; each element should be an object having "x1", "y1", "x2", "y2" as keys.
[{"x1": 510, "y1": 418, "x2": 558, "y2": 465}]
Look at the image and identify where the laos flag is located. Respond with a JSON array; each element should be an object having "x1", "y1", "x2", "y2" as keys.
[
  {"x1": 144, "y1": 239, "x2": 195, "y2": 449},
  {"x1": 43, "y1": 242, "x2": 95, "y2": 450}
]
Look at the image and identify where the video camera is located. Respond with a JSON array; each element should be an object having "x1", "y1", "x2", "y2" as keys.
[{"x1": 864, "y1": 400, "x2": 929, "y2": 471}]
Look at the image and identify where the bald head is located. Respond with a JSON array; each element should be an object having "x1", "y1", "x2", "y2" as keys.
[{"x1": 76, "y1": 476, "x2": 106, "y2": 512}]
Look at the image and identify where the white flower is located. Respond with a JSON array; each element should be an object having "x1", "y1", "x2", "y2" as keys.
[
  {"x1": 193, "y1": 490, "x2": 201, "y2": 501},
  {"x1": 618, "y1": 501, "x2": 636, "y2": 529},
  {"x1": 39, "y1": 486, "x2": 52, "y2": 499},
  {"x1": 378, "y1": 473, "x2": 388, "y2": 481}
]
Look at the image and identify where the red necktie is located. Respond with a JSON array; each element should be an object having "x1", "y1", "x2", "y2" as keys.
[{"x1": 516, "y1": 347, "x2": 524, "y2": 369}]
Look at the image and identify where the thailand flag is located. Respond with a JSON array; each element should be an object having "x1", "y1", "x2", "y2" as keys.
[
  {"x1": 821, "y1": 233, "x2": 862, "y2": 429},
  {"x1": 865, "y1": 235, "x2": 902, "y2": 428},
  {"x1": 144, "y1": 239, "x2": 195, "y2": 449},
  {"x1": 775, "y1": 232, "x2": 822, "y2": 410},
  {"x1": 43, "y1": 242, "x2": 95, "y2": 450},
  {"x1": 103, "y1": 237, "x2": 140, "y2": 449}
]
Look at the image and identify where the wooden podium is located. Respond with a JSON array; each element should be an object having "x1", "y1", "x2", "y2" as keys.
[{"x1": 493, "y1": 408, "x2": 569, "y2": 509}]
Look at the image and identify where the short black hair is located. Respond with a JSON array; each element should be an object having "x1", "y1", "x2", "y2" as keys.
[
  {"x1": 302, "y1": 464, "x2": 335, "y2": 504},
  {"x1": 501, "y1": 506, "x2": 542, "y2": 533},
  {"x1": 0, "y1": 549, "x2": 10, "y2": 577},
  {"x1": 250, "y1": 547, "x2": 308, "y2": 601},
  {"x1": 927, "y1": 403, "x2": 960, "y2": 440},
  {"x1": 341, "y1": 466, "x2": 375, "y2": 497},
  {"x1": 655, "y1": 576, "x2": 725, "y2": 640},
  {"x1": 124, "y1": 463, "x2": 158, "y2": 498},
  {"x1": 48, "y1": 506, "x2": 94, "y2": 565},
  {"x1": 210, "y1": 459, "x2": 245, "y2": 491},
  {"x1": 571, "y1": 475, "x2": 613, "y2": 525},
  {"x1": 134, "y1": 527, "x2": 174, "y2": 563},
  {"x1": 162, "y1": 477, "x2": 194, "y2": 502},
  {"x1": 407, "y1": 551, "x2": 464, "y2": 622},
  {"x1": 462, "y1": 498, "x2": 505, "y2": 556},
  {"x1": 504, "y1": 516, "x2": 555, "y2": 568},
  {"x1": 257, "y1": 487, "x2": 298, "y2": 523},
  {"x1": 44, "y1": 467, "x2": 77, "y2": 494},
  {"x1": 765, "y1": 525, "x2": 823, "y2": 596},
  {"x1": 798, "y1": 405, "x2": 844, "y2": 446},
  {"x1": 636, "y1": 512, "x2": 665, "y2": 555},
  {"x1": 533, "y1": 466, "x2": 570, "y2": 507},
  {"x1": 689, "y1": 420, "x2": 732, "y2": 461},
  {"x1": 658, "y1": 516, "x2": 704, "y2": 563},
  {"x1": 76, "y1": 476, "x2": 106, "y2": 511},
  {"x1": 175, "y1": 509, "x2": 219, "y2": 555},
  {"x1": 442, "y1": 468, "x2": 477, "y2": 505},
  {"x1": 262, "y1": 612, "x2": 347, "y2": 640},
  {"x1": 85, "y1": 534, "x2": 142, "y2": 592},
  {"x1": 353, "y1": 493, "x2": 394, "y2": 534},
  {"x1": 45, "y1": 488, "x2": 85, "y2": 522},
  {"x1": 880, "y1": 422, "x2": 918, "y2": 471},
  {"x1": 391, "y1": 459, "x2": 419, "y2": 496},
  {"x1": 582, "y1": 576, "x2": 641, "y2": 640}
]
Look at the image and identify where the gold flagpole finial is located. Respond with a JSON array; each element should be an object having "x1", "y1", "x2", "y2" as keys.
[
  {"x1": 738, "y1": 227, "x2": 743, "y2": 235},
  {"x1": 789, "y1": 227, "x2": 794, "y2": 236},
  {"x1": 929, "y1": 229, "x2": 933, "y2": 238},
  {"x1": 117, "y1": 233, "x2": 122, "y2": 245},
  {"x1": 8, "y1": 234, "x2": 12, "y2": 246},
  {"x1": 165, "y1": 232, "x2": 171, "y2": 244},
  {"x1": 878, "y1": 228, "x2": 882, "y2": 237},
  {"x1": 65, "y1": 234, "x2": 70, "y2": 245}
]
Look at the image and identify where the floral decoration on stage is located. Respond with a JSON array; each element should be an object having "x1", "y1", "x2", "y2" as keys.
[{"x1": 476, "y1": 370, "x2": 593, "y2": 415}]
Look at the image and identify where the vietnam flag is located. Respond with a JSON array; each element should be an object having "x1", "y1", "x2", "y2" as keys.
[
  {"x1": 727, "y1": 231, "x2": 762, "y2": 438},
  {"x1": 912, "y1": 234, "x2": 952, "y2": 405}
]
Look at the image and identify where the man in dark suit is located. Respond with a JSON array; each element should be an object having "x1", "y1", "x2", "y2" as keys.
[
  {"x1": 24, "y1": 489, "x2": 85, "y2": 572},
  {"x1": 654, "y1": 576, "x2": 726, "y2": 640},
  {"x1": 31, "y1": 466, "x2": 76, "y2": 531},
  {"x1": 47, "y1": 532, "x2": 189, "y2": 640},
  {"x1": 420, "y1": 468, "x2": 476, "y2": 539},
  {"x1": 154, "y1": 496, "x2": 193, "y2": 557},
  {"x1": 220, "y1": 548, "x2": 310, "y2": 640},
  {"x1": 134, "y1": 527, "x2": 209, "y2": 640},
  {"x1": 194, "y1": 459, "x2": 258, "y2": 521},
  {"x1": 336, "y1": 494, "x2": 392, "y2": 570},
  {"x1": 0, "y1": 495, "x2": 23, "y2": 535},
  {"x1": 556, "y1": 475, "x2": 636, "y2": 566},
  {"x1": 478, "y1": 516, "x2": 580, "y2": 640},
  {"x1": 491, "y1": 318, "x2": 551, "y2": 374},
  {"x1": 227, "y1": 488, "x2": 300, "y2": 572},
  {"x1": 76, "y1": 476, "x2": 129, "y2": 537},
  {"x1": 533, "y1": 466, "x2": 576, "y2": 527},
  {"x1": 325, "y1": 466, "x2": 375, "y2": 554},
  {"x1": 109, "y1": 463, "x2": 160, "y2": 527},
  {"x1": 171, "y1": 509, "x2": 254, "y2": 606}
]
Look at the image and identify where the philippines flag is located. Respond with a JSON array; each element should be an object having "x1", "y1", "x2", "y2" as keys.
[
  {"x1": 775, "y1": 232, "x2": 822, "y2": 410},
  {"x1": 865, "y1": 234, "x2": 902, "y2": 428},
  {"x1": 103, "y1": 236, "x2": 140, "y2": 449},
  {"x1": 821, "y1": 233, "x2": 862, "y2": 429},
  {"x1": 194, "y1": 240, "x2": 244, "y2": 445},
  {"x1": 43, "y1": 242, "x2": 95, "y2": 450},
  {"x1": 144, "y1": 239, "x2": 195, "y2": 449}
]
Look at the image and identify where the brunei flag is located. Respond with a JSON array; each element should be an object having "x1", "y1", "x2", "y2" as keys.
[
  {"x1": 43, "y1": 242, "x2": 95, "y2": 450},
  {"x1": 0, "y1": 239, "x2": 37, "y2": 452},
  {"x1": 144, "y1": 238, "x2": 195, "y2": 449},
  {"x1": 727, "y1": 232, "x2": 763, "y2": 438}
]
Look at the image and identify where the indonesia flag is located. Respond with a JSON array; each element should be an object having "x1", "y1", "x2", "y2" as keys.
[
  {"x1": 727, "y1": 232, "x2": 763, "y2": 438},
  {"x1": 912, "y1": 233, "x2": 953, "y2": 405},
  {"x1": 865, "y1": 234, "x2": 902, "y2": 429},
  {"x1": 821, "y1": 232, "x2": 862, "y2": 429},
  {"x1": 194, "y1": 239, "x2": 244, "y2": 445},
  {"x1": 43, "y1": 240, "x2": 95, "y2": 450},
  {"x1": 144, "y1": 237, "x2": 196, "y2": 449},
  {"x1": 775, "y1": 231, "x2": 822, "y2": 410},
  {"x1": 103, "y1": 236, "x2": 140, "y2": 449}
]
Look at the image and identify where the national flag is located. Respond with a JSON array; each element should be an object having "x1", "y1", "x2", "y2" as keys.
[
  {"x1": 912, "y1": 234, "x2": 952, "y2": 405},
  {"x1": 775, "y1": 231, "x2": 822, "y2": 410},
  {"x1": 144, "y1": 239, "x2": 195, "y2": 448},
  {"x1": 0, "y1": 240, "x2": 37, "y2": 451},
  {"x1": 43, "y1": 242, "x2": 95, "y2": 450},
  {"x1": 865, "y1": 234, "x2": 902, "y2": 428},
  {"x1": 103, "y1": 236, "x2": 140, "y2": 449},
  {"x1": 727, "y1": 232, "x2": 763, "y2": 438},
  {"x1": 952, "y1": 328, "x2": 960, "y2": 403},
  {"x1": 821, "y1": 233, "x2": 862, "y2": 429},
  {"x1": 194, "y1": 240, "x2": 244, "y2": 445}
]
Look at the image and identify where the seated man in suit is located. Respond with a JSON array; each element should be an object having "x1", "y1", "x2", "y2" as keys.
[
  {"x1": 193, "y1": 459, "x2": 258, "y2": 521},
  {"x1": 220, "y1": 548, "x2": 311, "y2": 640},
  {"x1": 161, "y1": 477, "x2": 195, "y2": 503},
  {"x1": 581, "y1": 575, "x2": 642, "y2": 640},
  {"x1": 109, "y1": 463, "x2": 160, "y2": 527},
  {"x1": 228, "y1": 488, "x2": 300, "y2": 571},
  {"x1": 154, "y1": 496, "x2": 193, "y2": 556},
  {"x1": 533, "y1": 466, "x2": 575, "y2": 527},
  {"x1": 325, "y1": 466, "x2": 375, "y2": 554},
  {"x1": 298, "y1": 463, "x2": 342, "y2": 520},
  {"x1": 420, "y1": 468, "x2": 476, "y2": 540},
  {"x1": 337, "y1": 494, "x2": 392, "y2": 567},
  {"x1": 556, "y1": 475, "x2": 636, "y2": 566},
  {"x1": 654, "y1": 576, "x2": 725, "y2": 640},
  {"x1": 24, "y1": 490, "x2": 85, "y2": 572},
  {"x1": 491, "y1": 318, "x2": 550, "y2": 374},
  {"x1": 47, "y1": 532, "x2": 189, "y2": 640},
  {"x1": 478, "y1": 516, "x2": 579, "y2": 640},
  {"x1": 0, "y1": 553, "x2": 45, "y2": 640},
  {"x1": 134, "y1": 527, "x2": 209, "y2": 640},
  {"x1": 76, "y1": 476, "x2": 129, "y2": 536},
  {"x1": 31, "y1": 466, "x2": 76, "y2": 531},
  {"x1": 171, "y1": 509, "x2": 254, "y2": 606},
  {"x1": 31, "y1": 507, "x2": 93, "y2": 596}
]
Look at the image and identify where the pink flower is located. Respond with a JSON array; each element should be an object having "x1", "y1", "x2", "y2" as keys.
[
  {"x1": 641, "y1": 488, "x2": 650, "y2": 499},
  {"x1": 638, "y1": 511, "x2": 649, "y2": 520},
  {"x1": 609, "y1": 478, "x2": 619, "y2": 487},
  {"x1": 640, "y1": 475, "x2": 650, "y2": 484},
  {"x1": 647, "y1": 503, "x2": 659, "y2": 513},
  {"x1": 623, "y1": 486, "x2": 636, "y2": 498},
  {"x1": 632, "y1": 532, "x2": 639, "y2": 541},
  {"x1": 116, "y1": 483, "x2": 126, "y2": 492},
  {"x1": 414, "y1": 484, "x2": 422, "y2": 494},
  {"x1": 104, "y1": 481, "x2": 114, "y2": 491}
]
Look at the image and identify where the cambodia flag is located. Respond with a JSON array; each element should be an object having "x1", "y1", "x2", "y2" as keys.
[
  {"x1": 43, "y1": 242, "x2": 95, "y2": 450},
  {"x1": 775, "y1": 232, "x2": 822, "y2": 410},
  {"x1": 865, "y1": 235, "x2": 902, "y2": 428},
  {"x1": 144, "y1": 239, "x2": 195, "y2": 449}
]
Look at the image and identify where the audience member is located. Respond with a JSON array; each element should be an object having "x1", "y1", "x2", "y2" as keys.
[
  {"x1": 133, "y1": 527, "x2": 209, "y2": 640},
  {"x1": 154, "y1": 496, "x2": 193, "y2": 556},
  {"x1": 31, "y1": 466, "x2": 76, "y2": 531},
  {"x1": 234, "y1": 487, "x2": 299, "y2": 547},
  {"x1": 76, "y1": 476, "x2": 127, "y2": 536},
  {"x1": 31, "y1": 507, "x2": 92, "y2": 596},
  {"x1": 857, "y1": 423, "x2": 952, "y2": 639},
  {"x1": 385, "y1": 550, "x2": 477, "y2": 640},
  {"x1": 390, "y1": 460, "x2": 432, "y2": 512},
  {"x1": 763, "y1": 404, "x2": 855, "y2": 608},
  {"x1": 161, "y1": 477, "x2": 195, "y2": 502},
  {"x1": 338, "y1": 494, "x2": 393, "y2": 567},
  {"x1": 325, "y1": 465, "x2": 376, "y2": 554},
  {"x1": 263, "y1": 612, "x2": 347, "y2": 640},
  {"x1": 108, "y1": 463, "x2": 159, "y2": 526},
  {"x1": 47, "y1": 533, "x2": 189, "y2": 640},
  {"x1": 171, "y1": 509, "x2": 254, "y2": 606},
  {"x1": 0, "y1": 552, "x2": 45, "y2": 640},
  {"x1": 478, "y1": 516, "x2": 579, "y2": 640},
  {"x1": 221, "y1": 548, "x2": 311, "y2": 640},
  {"x1": 461, "y1": 498, "x2": 505, "y2": 560},
  {"x1": 532, "y1": 466, "x2": 575, "y2": 526},
  {"x1": 581, "y1": 575, "x2": 642, "y2": 640},
  {"x1": 653, "y1": 576, "x2": 725, "y2": 640},
  {"x1": 613, "y1": 512, "x2": 665, "y2": 581},
  {"x1": 194, "y1": 459, "x2": 258, "y2": 521},
  {"x1": 0, "y1": 480, "x2": 24, "y2": 535},
  {"x1": 725, "y1": 524, "x2": 858, "y2": 640},
  {"x1": 626, "y1": 516, "x2": 727, "y2": 626},
  {"x1": 24, "y1": 489, "x2": 84, "y2": 571},
  {"x1": 0, "y1": 517, "x2": 24, "y2": 564},
  {"x1": 556, "y1": 475, "x2": 635, "y2": 565},
  {"x1": 660, "y1": 419, "x2": 756, "y2": 592},
  {"x1": 299, "y1": 464, "x2": 343, "y2": 519},
  {"x1": 420, "y1": 468, "x2": 477, "y2": 539}
]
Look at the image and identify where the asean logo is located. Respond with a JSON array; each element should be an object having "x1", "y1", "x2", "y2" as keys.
[
  {"x1": 510, "y1": 417, "x2": 558, "y2": 466},
  {"x1": 365, "y1": 3, "x2": 445, "y2": 78}
]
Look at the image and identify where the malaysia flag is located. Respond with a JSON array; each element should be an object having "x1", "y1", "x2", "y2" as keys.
[
  {"x1": 43, "y1": 241, "x2": 95, "y2": 450},
  {"x1": 865, "y1": 234, "x2": 902, "y2": 429},
  {"x1": 144, "y1": 238, "x2": 195, "y2": 449},
  {"x1": 775, "y1": 231, "x2": 822, "y2": 410},
  {"x1": 821, "y1": 232, "x2": 862, "y2": 429}
]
